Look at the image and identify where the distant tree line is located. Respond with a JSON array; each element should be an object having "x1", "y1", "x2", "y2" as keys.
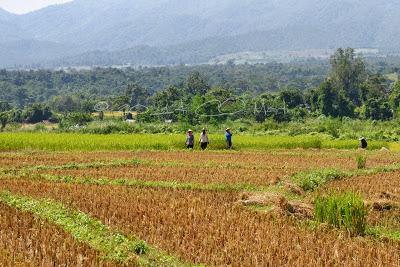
[
  {"x1": 0, "y1": 48, "x2": 400, "y2": 129},
  {"x1": 115, "y1": 48, "x2": 400, "y2": 124}
]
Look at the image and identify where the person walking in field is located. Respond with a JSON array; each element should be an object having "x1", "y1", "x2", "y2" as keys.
[
  {"x1": 186, "y1": 129, "x2": 195, "y2": 149},
  {"x1": 359, "y1": 137, "x2": 368, "y2": 149},
  {"x1": 225, "y1": 128, "x2": 232, "y2": 150},
  {"x1": 199, "y1": 128, "x2": 209, "y2": 150}
]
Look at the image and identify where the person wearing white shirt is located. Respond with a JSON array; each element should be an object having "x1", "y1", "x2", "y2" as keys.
[{"x1": 199, "y1": 128, "x2": 209, "y2": 150}]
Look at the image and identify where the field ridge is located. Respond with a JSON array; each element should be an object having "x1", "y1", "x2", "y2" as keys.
[{"x1": 0, "y1": 191, "x2": 188, "y2": 267}]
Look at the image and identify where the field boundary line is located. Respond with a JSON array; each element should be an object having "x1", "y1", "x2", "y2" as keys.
[
  {"x1": 2, "y1": 158, "x2": 291, "y2": 173},
  {"x1": 3, "y1": 162, "x2": 400, "y2": 194},
  {"x1": 0, "y1": 191, "x2": 189, "y2": 267},
  {"x1": 290, "y1": 163, "x2": 400, "y2": 192},
  {"x1": 1, "y1": 172, "x2": 274, "y2": 193}
]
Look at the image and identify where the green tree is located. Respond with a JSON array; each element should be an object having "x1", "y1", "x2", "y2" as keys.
[
  {"x1": 279, "y1": 88, "x2": 304, "y2": 109},
  {"x1": 389, "y1": 81, "x2": 400, "y2": 112},
  {"x1": 126, "y1": 83, "x2": 149, "y2": 107},
  {"x1": 51, "y1": 95, "x2": 78, "y2": 113},
  {"x1": 15, "y1": 88, "x2": 28, "y2": 108},
  {"x1": 361, "y1": 74, "x2": 389, "y2": 101},
  {"x1": 150, "y1": 85, "x2": 184, "y2": 108},
  {"x1": 316, "y1": 80, "x2": 354, "y2": 118},
  {"x1": 330, "y1": 48, "x2": 366, "y2": 106},
  {"x1": 318, "y1": 81, "x2": 336, "y2": 116},
  {"x1": 23, "y1": 104, "x2": 52, "y2": 124},
  {"x1": 364, "y1": 98, "x2": 392, "y2": 120},
  {"x1": 186, "y1": 72, "x2": 210, "y2": 95},
  {"x1": 0, "y1": 102, "x2": 12, "y2": 112},
  {"x1": 0, "y1": 112, "x2": 9, "y2": 131},
  {"x1": 60, "y1": 112, "x2": 93, "y2": 128}
]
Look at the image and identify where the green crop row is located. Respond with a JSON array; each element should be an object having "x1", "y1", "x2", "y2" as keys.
[{"x1": 0, "y1": 133, "x2": 389, "y2": 151}]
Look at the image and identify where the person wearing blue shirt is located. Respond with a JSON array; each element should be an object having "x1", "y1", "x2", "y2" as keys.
[{"x1": 225, "y1": 128, "x2": 232, "y2": 149}]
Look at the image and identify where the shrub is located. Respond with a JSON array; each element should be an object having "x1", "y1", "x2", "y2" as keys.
[
  {"x1": 60, "y1": 113, "x2": 93, "y2": 129},
  {"x1": 33, "y1": 123, "x2": 47, "y2": 132},
  {"x1": 292, "y1": 169, "x2": 345, "y2": 191},
  {"x1": 356, "y1": 155, "x2": 367, "y2": 169},
  {"x1": 133, "y1": 240, "x2": 148, "y2": 255},
  {"x1": 315, "y1": 192, "x2": 367, "y2": 236},
  {"x1": 23, "y1": 104, "x2": 52, "y2": 124},
  {"x1": 0, "y1": 112, "x2": 9, "y2": 131}
]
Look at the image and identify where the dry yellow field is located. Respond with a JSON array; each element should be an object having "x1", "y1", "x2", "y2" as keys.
[{"x1": 0, "y1": 149, "x2": 399, "y2": 266}]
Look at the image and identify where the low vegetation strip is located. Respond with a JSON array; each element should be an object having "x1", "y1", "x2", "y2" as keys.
[
  {"x1": 1, "y1": 172, "x2": 273, "y2": 193},
  {"x1": 12, "y1": 158, "x2": 276, "y2": 173},
  {"x1": 25, "y1": 159, "x2": 143, "y2": 171},
  {"x1": 2, "y1": 156, "x2": 400, "y2": 195},
  {"x1": 0, "y1": 191, "x2": 186, "y2": 267},
  {"x1": 368, "y1": 227, "x2": 400, "y2": 242},
  {"x1": 0, "y1": 132, "x2": 389, "y2": 151},
  {"x1": 291, "y1": 162, "x2": 400, "y2": 191}
]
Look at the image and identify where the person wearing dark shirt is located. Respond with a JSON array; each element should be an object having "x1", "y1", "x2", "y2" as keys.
[
  {"x1": 359, "y1": 137, "x2": 368, "y2": 149},
  {"x1": 186, "y1": 129, "x2": 194, "y2": 149}
]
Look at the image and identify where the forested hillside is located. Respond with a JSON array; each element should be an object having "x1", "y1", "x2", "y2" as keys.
[{"x1": 0, "y1": 62, "x2": 328, "y2": 107}]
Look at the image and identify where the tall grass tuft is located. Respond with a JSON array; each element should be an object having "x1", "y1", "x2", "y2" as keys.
[
  {"x1": 315, "y1": 192, "x2": 367, "y2": 236},
  {"x1": 292, "y1": 169, "x2": 345, "y2": 191},
  {"x1": 356, "y1": 155, "x2": 367, "y2": 169}
]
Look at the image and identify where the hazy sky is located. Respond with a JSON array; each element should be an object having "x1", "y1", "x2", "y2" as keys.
[{"x1": 0, "y1": 0, "x2": 72, "y2": 14}]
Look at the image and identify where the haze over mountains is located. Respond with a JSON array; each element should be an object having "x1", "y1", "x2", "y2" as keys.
[{"x1": 1, "y1": 0, "x2": 400, "y2": 68}]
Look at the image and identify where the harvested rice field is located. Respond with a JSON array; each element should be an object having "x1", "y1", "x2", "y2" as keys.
[
  {"x1": 0, "y1": 147, "x2": 399, "y2": 266},
  {"x1": 0, "y1": 202, "x2": 113, "y2": 267}
]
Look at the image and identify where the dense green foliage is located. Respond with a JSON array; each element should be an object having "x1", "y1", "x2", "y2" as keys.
[
  {"x1": 1, "y1": 48, "x2": 400, "y2": 138},
  {"x1": 0, "y1": 62, "x2": 326, "y2": 107},
  {"x1": 292, "y1": 169, "x2": 346, "y2": 192}
]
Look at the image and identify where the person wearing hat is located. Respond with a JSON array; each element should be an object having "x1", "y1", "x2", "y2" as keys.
[
  {"x1": 186, "y1": 129, "x2": 195, "y2": 149},
  {"x1": 225, "y1": 128, "x2": 232, "y2": 149},
  {"x1": 199, "y1": 128, "x2": 209, "y2": 150},
  {"x1": 359, "y1": 137, "x2": 367, "y2": 149}
]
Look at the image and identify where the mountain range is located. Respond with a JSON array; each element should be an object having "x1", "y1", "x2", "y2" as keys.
[{"x1": 1, "y1": 0, "x2": 400, "y2": 68}]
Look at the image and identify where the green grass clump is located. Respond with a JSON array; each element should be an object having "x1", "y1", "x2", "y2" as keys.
[
  {"x1": 315, "y1": 192, "x2": 367, "y2": 236},
  {"x1": 367, "y1": 227, "x2": 400, "y2": 241},
  {"x1": 292, "y1": 169, "x2": 346, "y2": 191},
  {"x1": 356, "y1": 155, "x2": 367, "y2": 169}
]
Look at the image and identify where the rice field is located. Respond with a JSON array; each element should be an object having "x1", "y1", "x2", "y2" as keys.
[
  {"x1": 0, "y1": 202, "x2": 112, "y2": 266},
  {"x1": 0, "y1": 135, "x2": 399, "y2": 266},
  {"x1": 0, "y1": 132, "x2": 391, "y2": 151}
]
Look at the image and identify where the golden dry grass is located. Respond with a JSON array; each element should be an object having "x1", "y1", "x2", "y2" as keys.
[
  {"x1": 0, "y1": 202, "x2": 116, "y2": 267},
  {"x1": 0, "y1": 249, "x2": 33, "y2": 267},
  {"x1": 1, "y1": 149, "x2": 400, "y2": 266},
  {"x1": 0, "y1": 151, "x2": 136, "y2": 168},
  {"x1": 23, "y1": 149, "x2": 400, "y2": 188},
  {"x1": 0, "y1": 179, "x2": 399, "y2": 267}
]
